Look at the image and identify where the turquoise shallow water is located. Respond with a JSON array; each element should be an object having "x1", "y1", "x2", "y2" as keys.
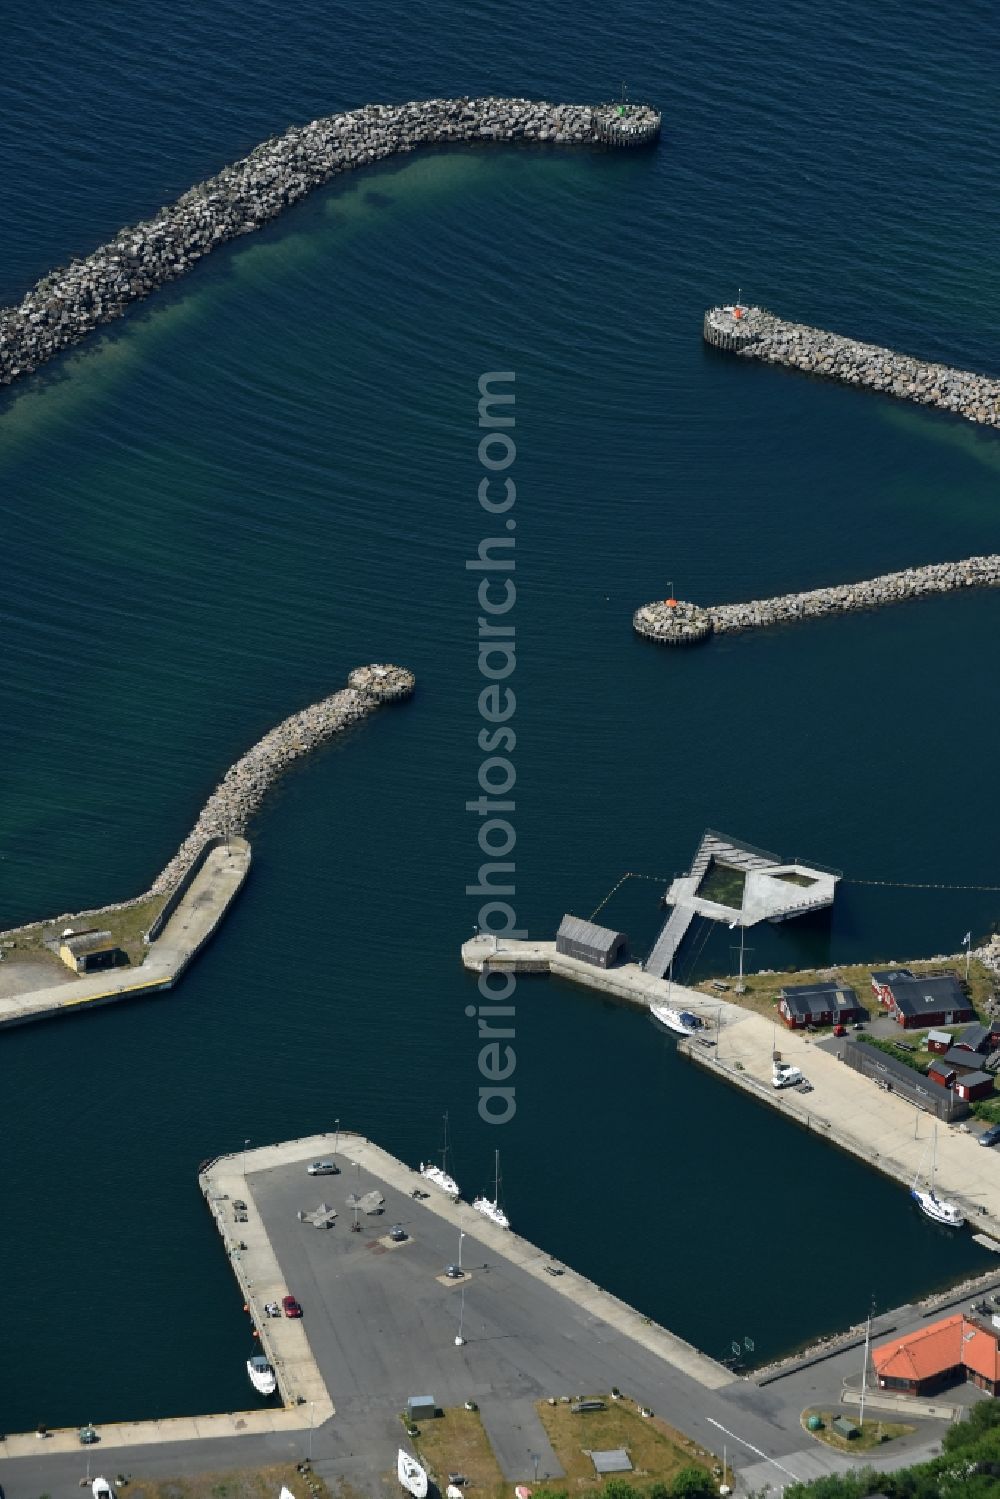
[{"x1": 2, "y1": 0, "x2": 1000, "y2": 1433}]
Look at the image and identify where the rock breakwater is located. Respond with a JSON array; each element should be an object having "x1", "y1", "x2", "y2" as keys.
[
  {"x1": 151, "y1": 663, "x2": 414, "y2": 895},
  {"x1": 634, "y1": 555, "x2": 1000, "y2": 645},
  {"x1": 704, "y1": 304, "x2": 1000, "y2": 427},
  {"x1": 0, "y1": 98, "x2": 659, "y2": 389},
  {"x1": 0, "y1": 664, "x2": 413, "y2": 942}
]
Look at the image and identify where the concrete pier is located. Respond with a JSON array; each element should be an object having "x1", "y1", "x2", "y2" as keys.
[
  {"x1": 704, "y1": 304, "x2": 1000, "y2": 427},
  {"x1": 0, "y1": 100, "x2": 659, "y2": 390},
  {"x1": 0, "y1": 840, "x2": 250, "y2": 1030},
  {"x1": 462, "y1": 936, "x2": 1000, "y2": 1246},
  {"x1": 0, "y1": 665, "x2": 412, "y2": 1029},
  {"x1": 0, "y1": 1127, "x2": 976, "y2": 1495},
  {"x1": 634, "y1": 554, "x2": 1000, "y2": 645}
]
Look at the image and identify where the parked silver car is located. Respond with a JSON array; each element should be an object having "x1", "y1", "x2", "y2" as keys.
[{"x1": 307, "y1": 1160, "x2": 339, "y2": 1175}]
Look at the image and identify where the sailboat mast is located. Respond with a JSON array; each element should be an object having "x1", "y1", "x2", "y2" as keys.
[
  {"x1": 494, "y1": 1148, "x2": 500, "y2": 1203},
  {"x1": 441, "y1": 1111, "x2": 450, "y2": 1174},
  {"x1": 931, "y1": 1122, "x2": 937, "y2": 1195}
]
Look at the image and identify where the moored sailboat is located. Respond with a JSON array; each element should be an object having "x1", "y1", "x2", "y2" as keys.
[
  {"x1": 911, "y1": 1123, "x2": 965, "y2": 1228},
  {"x1": 420, "y1": 1110, "x2": 460, "y2": 1198},
  {"x1": 650, "y1": 1005, "x2": 702, "y2": 1037},
  {"x1": 473, "y1": 1149, "x2": 510, "y2": 1229}
]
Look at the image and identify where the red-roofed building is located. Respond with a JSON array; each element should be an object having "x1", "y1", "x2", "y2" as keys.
[{"x1": 874, "y1": 1313, "x2": 1000, "y2": 1397}]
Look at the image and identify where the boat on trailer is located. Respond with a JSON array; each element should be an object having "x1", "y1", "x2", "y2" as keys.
[{"x1": 397, "y1": 1450, "x2": 429, "y2": 1498}]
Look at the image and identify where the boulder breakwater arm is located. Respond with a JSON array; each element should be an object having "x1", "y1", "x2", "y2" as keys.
[
  {"x1": 633, "y1": 555, "x2": 1000, "y2": 644},
  {"x1": 704, "y1": 304, "x2": 1000, "y2": 427},
  {"x1": 0, "y1": 98, "x2": 659, "y2": 388},
  {"x1": 151, "y1": 662, "x2": 415, "y2": 896}
]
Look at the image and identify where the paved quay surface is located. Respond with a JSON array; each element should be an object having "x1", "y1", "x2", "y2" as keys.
[
  {"x1": 0, "y1": 841, "x2": 250, "y2": 1030},
  {"x1": 3, "y1": 1127, "x2": 989, "y2": 1497},
  {"x1": 463, "y1": 937, "x2": 1000, "y2": 1245}
]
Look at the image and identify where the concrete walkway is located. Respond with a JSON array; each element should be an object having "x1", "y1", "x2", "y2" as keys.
[
  {"x1": 463, "y1": 937, "x2": 1000, "y2": 1245},
  {"x1": 0, "y1": 841, "x2": 250, "y2": 1030}
]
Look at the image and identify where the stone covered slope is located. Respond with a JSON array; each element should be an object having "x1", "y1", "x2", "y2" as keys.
[
  {"x1": 704, "y1": 304, "x2": 1000, "y2": 427},
  {"x1": 0, "y1": 98, "x2": 620, "y2": 387}
]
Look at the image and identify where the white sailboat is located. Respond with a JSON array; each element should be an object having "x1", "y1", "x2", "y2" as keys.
[
  {"x1": 911, "y1": 1124, "x2": 965, "y2": 1227},
  {"x1": 397, "y1": 1449, "x2": 429, "y2": 1499},
  {"x1": 650, "y1": 1005, "x2": 702, "y2": 1037},
  {"x1": 420, "y1": 1110, "x2": 460, "y2": 1198},
  {"x1": 473, "y1": 1149, "x2": 510, "y2": 1229},
  {"x1": 247, "y1": 1353, "x2": 277, "y2": 1395}
]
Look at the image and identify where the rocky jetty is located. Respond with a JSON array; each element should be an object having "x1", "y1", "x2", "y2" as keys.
[
  {"x1": 0, "y1": 665, "x2": 413, "y2": 942},
  {"x1": 632, "y1": 597, "x2": 713, "y2": 644},
  {"x1": 703, "y1": 304, "x2": 1000, "y2": 427},
  {"x1": 0, "y1": 98, "x2": 659, "y2": 389},
  {"x1": 152, "y1": 663, "x2": 414, "y2": 894},
  {"x1": 634, "y1": 555, "x2": 1000, "y2": 645}
]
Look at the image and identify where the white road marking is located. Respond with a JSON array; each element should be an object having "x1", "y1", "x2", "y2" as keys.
[{"x1": 705, "y1": 1416, "x2": 805, "y2": 1482}]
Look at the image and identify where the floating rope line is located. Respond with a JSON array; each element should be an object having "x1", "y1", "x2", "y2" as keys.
[
  {"x1": 588, "y1": 871, "x2": 672, "y2": 921},
  {"x1": 844, "y1": 878, "x2": 1000, "y2": 893}
]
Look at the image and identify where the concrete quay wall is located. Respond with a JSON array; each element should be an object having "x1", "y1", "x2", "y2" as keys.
[
  {"x1": 462, "y1": 937, "x2": 1000, "y2": 1246},
  {"x1": 633, "y1": 554, "x2": 1000, "y2": 644},
  {"x1": 704, "y1": 304, "x2": 1000, "y2": 427},
  {"x1": 0, "y1": 98, "x2": 658, "y2": 389},
  {"x1": 205, "y1": 1130, "x2": 735, "y2": 1394}
]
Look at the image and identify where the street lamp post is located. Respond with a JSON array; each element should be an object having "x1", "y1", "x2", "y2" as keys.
[
  {"x1": 455, "y1": 1286, "x2": 466, "y2": 1347},
  {"x1": 308, "y1": 1400, "x2": 315, "y2": 1461},
  {"x1": 242, "y1": 1138, "x2": 250, "y2": 1179},
  {"x1": 458, "y1": 1230, "x2": 465, "y2": 1273},
  {"x1": 334, "y1": 1118, "x2": 340, "y2": 1156}
]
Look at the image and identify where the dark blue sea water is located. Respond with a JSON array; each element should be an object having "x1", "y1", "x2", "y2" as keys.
[{"x1": 3, "y1": 0, "x2": 1000, "y2": 1434}]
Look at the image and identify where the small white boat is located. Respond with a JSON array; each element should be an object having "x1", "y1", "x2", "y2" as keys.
[
  {"x1": 911, "y1": 1125, "x2": 965, "y2": 1228},
  {"x1": 650, "y1": 1005, "x2": 702, "y2": 1037},
  {"x1": 473, "y1": 1149, "x2": 510, "y2": 1230},
  {"x1": 447, "y1": 1488, "x2": 464, "y2": 1499},
  {"x1": 247, "y1": 1353, "x2": 277, "y2": 1395},
  {"x1": 93, "y1": 1480, "x2": 114, "y2": 1499},
  {"x1": 397, "y1": 1449, "x2": 429, "y2": 1498},
  {"x1": 421, "y1": 1110, "x2": 460, "y2": 1198}
]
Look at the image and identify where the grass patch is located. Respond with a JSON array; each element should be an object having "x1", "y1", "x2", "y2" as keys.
[
  {"x1": 774, "y1": 871, "x2": 819, "y2": 888},
  {"x1": 408, "y1": 1407, "x2": 506, "y2": 1499},
  {"x1": 856, "y1": 1033, "x2": 929, "y2": 1072},
  {"x1": 0, "y1": 894, "x2": 165, "y2": 971},
  {"x1": 122, "y1": 1464, "x2": 326, "y2": 1499},
  {"x1": 696, "y1": 955, "x2": 995, "y2": 1028},
  {"x1": 536, "y1": 1395, "x2": 722, "y2": 1492},
  {"x1": 971, "y1": 1095, "x2": 1000, "y2": 1123},
  {"x1": 695, "y1": 860, "x2": 745, "y2": 910},
  {"x1": 801, "y1": 1408, "x2": 914, "y2": 1453}
]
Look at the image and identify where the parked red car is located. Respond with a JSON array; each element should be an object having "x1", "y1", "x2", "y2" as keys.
[
  {"x1": 282, "y1": 1294, "x2": 303, "y2": 1318},
  {"x1": 833, "y1": 1024, "x2": 847, "y2": 1037}
]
